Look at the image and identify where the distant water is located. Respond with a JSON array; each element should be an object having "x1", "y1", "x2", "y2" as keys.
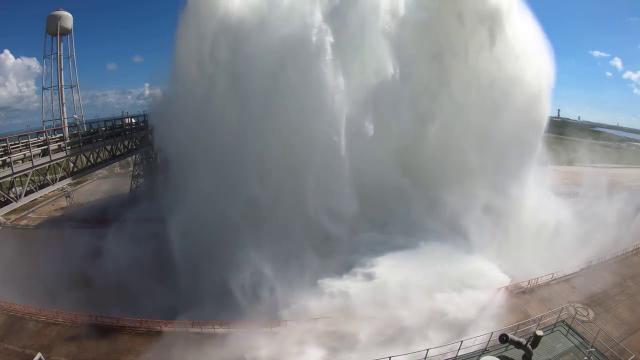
[
  {"x1": 0, "y1": 128, "x2": 34, "y2": 138},
  {"x1": 594, "y1": 127, "x2": 640, "y2": 141},
  {"x1": 0, "y1": 122, "x2": 41, "y2": 138}
]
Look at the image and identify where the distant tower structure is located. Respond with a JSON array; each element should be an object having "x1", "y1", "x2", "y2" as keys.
[
  {"x1": 42, "y1": 9, "x2": 85, "y2": 140},
  {"x1": 557, "y1": 108, "x2": 561, "y2": 118}
]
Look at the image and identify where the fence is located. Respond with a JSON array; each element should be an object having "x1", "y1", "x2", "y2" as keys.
[
  {"x1": 0, "y1": 302, "x2": 634, "y2": 359},
  {"x1": 0, "y1": 113, "x2": 151, "y2": 212},
  {"x1": 0, "y1": 299, "x2": 282, "y2": 333},
  {"x1": 0, "y1": 113, "x2": 149, "y2": 178},
  {"x1": 504, "y1": 242, "x2": 640, "y2": 293},
  {"x1": 371, "y1": 304, "x2": 635, "y2": 360}
]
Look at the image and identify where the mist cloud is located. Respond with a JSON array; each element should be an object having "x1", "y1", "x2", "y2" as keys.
[
  {"x1": 143, "y1": 0, "x2": 639, "y2": 358},
  {"x1": 154, "y1": 0, "x2": 549, "y2": 331}
]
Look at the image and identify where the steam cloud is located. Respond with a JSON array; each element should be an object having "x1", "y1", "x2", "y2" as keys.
[{"x1": 147, "y1": 0, "x2": 638, "y2": 358}]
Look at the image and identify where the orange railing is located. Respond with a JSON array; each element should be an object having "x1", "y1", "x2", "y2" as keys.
[{"x1": 0, "y1": 299, "x2": 284, "y2": 333}]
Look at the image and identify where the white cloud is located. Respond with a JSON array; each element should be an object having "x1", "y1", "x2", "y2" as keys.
[
  {"x1": 0, "y1": 49, "x2": 41, "y2": 110},
  {"x1": 0, "y1": 49, "x2": 160, "y2": 127},
  {"x1": 623, "y1": 70, "x2": 640, "y2": 83},
  {"x1": 610, "y1": 57, "x2": 624, "y2": 71},
  {"x1": 83, "y1": 83, "x2": 162, "y2": 117},
  {"x1": 106, "y1": 62, "x2": 118, "y2": 71},
  {"x1": 132, "y1": 55, "x2": 144, "y2": 63},
  {"x1": 622, "y1": 71, "x2": 640, "y2": 95},
  {"x1": 606, "y1": 71, "x2": 613, "y2": 77},
  {"x1": 589, "y1": 50, "x2": 610, "y2": 58}
]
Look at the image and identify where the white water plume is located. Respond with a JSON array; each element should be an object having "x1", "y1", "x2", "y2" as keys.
[{"x1": 150, "y1": 0, "x2": 638, "y2": 358}]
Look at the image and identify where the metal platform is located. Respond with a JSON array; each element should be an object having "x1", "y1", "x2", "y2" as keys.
[
  {"x1": 483, "y1": 321, "x2": 608, "y2": 360},
  {"x1": 372, "y1": 304, "x2": 635, "y2": 360},
  {"x1": 0, "y1": 113, "x2": 151, "y2": 215}
]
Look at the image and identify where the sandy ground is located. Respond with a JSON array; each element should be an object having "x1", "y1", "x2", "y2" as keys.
[
  {"x1": 4, "y1": 170, "x2": 133, "y2": 228},
  {"x1": 549, "y1": 165, "x2": 640, "y2": 193},
  {"x1": 0, "y1": 162, "x2": 176, "y2": 319},
  {"x1": 0, "y1": 165, "x2": 639, "y2": 359}
]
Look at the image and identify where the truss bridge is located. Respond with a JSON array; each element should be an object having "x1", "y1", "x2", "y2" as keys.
[{"x1": 0, "y1": 113, "x2": 152, "y2": 215}]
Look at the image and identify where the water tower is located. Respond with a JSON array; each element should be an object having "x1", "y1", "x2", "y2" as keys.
[{"x1": 42, "y1": 9, "x2": 85, "y2": 140}]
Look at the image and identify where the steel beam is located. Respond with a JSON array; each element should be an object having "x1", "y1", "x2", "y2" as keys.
[{"x1": 0, "y1": 113, "x2": 151, "y2": 214}]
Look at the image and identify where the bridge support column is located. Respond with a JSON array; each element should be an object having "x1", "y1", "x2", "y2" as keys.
[{"x1": 130, "y1": 148, "x2": 156, "y2": 195}]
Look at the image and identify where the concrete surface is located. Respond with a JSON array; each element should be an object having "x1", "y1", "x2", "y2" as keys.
[
  {"x1": 0, "y1": 165, "x2": 639, "y2": 359},
  {"x1": 504, "y1": 252, "x2": 640, "y2": 355}
]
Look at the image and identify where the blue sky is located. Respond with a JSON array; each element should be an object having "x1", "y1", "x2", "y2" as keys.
[
  {"x1": 0, "y1": 1, "x2": 639, "y2": 130},
  {"x1": 528, "y1": 0, "x2": 640, "y2": 127},
  {"x1": 0, "y1": 0, "x2": 182, "y2": 91},
  {"x1": 0, "y1": 0, "x2": 183, "y2": 130}
]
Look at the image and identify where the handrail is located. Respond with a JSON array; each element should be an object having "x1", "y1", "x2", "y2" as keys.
[
  {"x1": 0, "y1": 113, "x2": 148, "y2": 143},
  {"x1": 0, "y1": 114, "x2": 149, "y2": 177},
  {"x1": 0, "y1": 113, "x2": 151, "y2": 209},
  {"x1": 0, "y1": 299, "x2": 327, "y2": 333},
  {"x1": 504, "y1": 242, "x2": 640, "y2": 293},
  {"x1": 371, "y1": 304, "x2": 635, "y2": 360},
  {"x1": 5, "y1": 300, "x2": 628, "y2": 359}
]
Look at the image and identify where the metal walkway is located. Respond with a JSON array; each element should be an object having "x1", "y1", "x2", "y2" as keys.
[
  {"x1": 0, "y1": 114, "x2": 151, "y2": 215},
  {"x1": 372, "y1": 304, "x2": 635, "y2": 360}
]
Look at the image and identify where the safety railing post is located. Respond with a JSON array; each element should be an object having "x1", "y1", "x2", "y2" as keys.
[
  {"x1": 569, "y1": 312, "x2": 576, "y2": 329},
  {"x1": 45, "y1": 131, "x2": 53, "y2": 161},
  {"x1": 589, "y1": 328, "x2": 601, "y2": 358},
  {"x1": 484, "y1": 332, "x2": 494, "y2": 351},
  {"x1": 6, "y1": 138, "x2": 14, "y2": 175},
  {"x1": 64, "y1": 128, "x2": 69, "y2": 156},
  {"x1": 28, "y1": 133, "x2": 35, "y2": 167},
  {"x1": 553, "y1": 307, "x2": 564, "y2": 330},
  {"x1": 534, "y1": 314, "x2": 543, "y2": 331},
  {"x1": 453, "y1": 341, "x2": 463, "y2": 359},
  {"x1": 76, "y1": 122, "x2": 84, "y2": 153},
  {"x1": 423, "y1": 348, "x2": 430, "y2": 360}
]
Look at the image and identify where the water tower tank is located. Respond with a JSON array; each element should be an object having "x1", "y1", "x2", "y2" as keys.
[{"x1": 46, "y1": 9, "x2": 73, "y2": 36}]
